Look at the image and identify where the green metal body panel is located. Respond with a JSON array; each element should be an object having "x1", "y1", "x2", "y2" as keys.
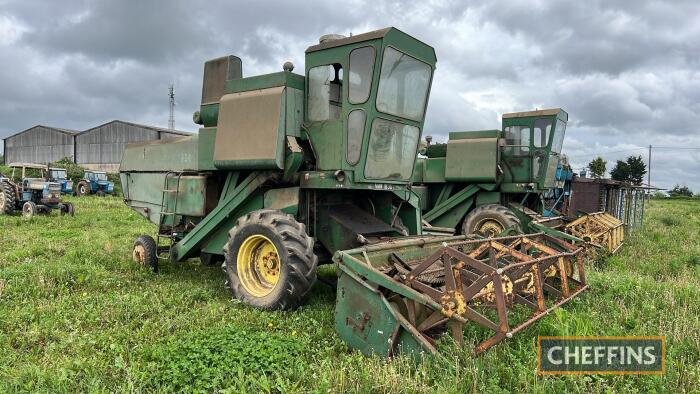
[
  {"x1": 120, "y1": 27, "x2": 437, "y2": 265},
  {"x1": 197, "y1": 128, "x2": 217, "y2": 170},
  {"x1": 444, "y1": 136, "x2": 498, "y2": 182},
  {"x1": 120, "y1": 135, "x2": 202, "y2": 172},
  {"x1": 225, "y1": 72, "x2": 305, "y2": 94},
  {"x1": 120, "y1": 173, "x2": 208, "y2": 224},
  {"x1": 335, "y1": 267, "x2": 427, "y2": 357}
]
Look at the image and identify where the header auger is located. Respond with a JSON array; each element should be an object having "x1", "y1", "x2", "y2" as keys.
[{"x1": 119, "y1": 27, "x2": 589, "y2": 358}]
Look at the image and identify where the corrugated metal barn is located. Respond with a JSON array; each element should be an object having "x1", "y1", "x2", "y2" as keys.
[
  {"x1": 3, "y1": 125, "x2": 78, "y2": 164},
  {"x1": 2, "y1": 120, "x2": 191, "y2": 172},
  {"x1": 75, "y1": 120, "x2": 190, "y2": 172}
]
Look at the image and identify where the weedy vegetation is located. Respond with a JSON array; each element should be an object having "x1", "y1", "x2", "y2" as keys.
[{"x1": 0, "y1": 197, "x2": 698, "y2": 392}]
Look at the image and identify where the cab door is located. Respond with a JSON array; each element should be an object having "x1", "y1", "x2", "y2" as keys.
[{"x1": 502, "y1": 125, "x2": 532, "y2": 183}]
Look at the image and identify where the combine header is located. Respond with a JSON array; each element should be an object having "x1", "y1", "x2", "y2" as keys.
[
  {"x1": 335, "y1": 233, "x2": 586, "y2": 356},
  {"x1": 119, "y1": 27, "x2": 588, "y2": 357}
]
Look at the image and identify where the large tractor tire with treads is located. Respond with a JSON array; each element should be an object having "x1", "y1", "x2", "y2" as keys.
[
  {"x1": 223, "y1": 209, "x2": 317, "y2": 311},
  {"x1": 0, "y1": 181, "x2": 15, "y2": 215},
  {"x1": 76, "y1": 181, "x2": 90, "y2": 196},
  {"x1": 461, "y1": 204, "x2": 521, "y2": 237}
]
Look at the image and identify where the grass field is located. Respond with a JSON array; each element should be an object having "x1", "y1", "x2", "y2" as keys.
[{"x1": 0, "y1": 196, "x2": 698, "y2": 393}]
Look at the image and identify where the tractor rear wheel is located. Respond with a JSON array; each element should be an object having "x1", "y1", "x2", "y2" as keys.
[
  {"x1": 223, "y1": 209, "x2": 317, "y2": 311},
  {"x1": 0, "y1": 181, "x2": 15, "y2": 215},
  {"x1": 461, "y1": 204, "x2": 521, "y2": 237},
  {"x1": 132, "y1": 235, "x2": 158, "y2": 272},
  {"x1": 22, "y1": 201, "x2": 37, "y2": 220},
  {"x1": 76, "y1": 182, "x2": 89, "y2": 196}
]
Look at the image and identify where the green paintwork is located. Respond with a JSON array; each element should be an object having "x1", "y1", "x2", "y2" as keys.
[
  {"x1": 119, "y1": 26, "x2": 436, "y2": 264},
  {"x1": 414, "y1": 109, "x2": 569, "y2": 234},
  {"x1": 304, "y1": 28, "x2": 436, "y2": 184},
  {"x1": 225, "y1": 72, "x2": 305, "y2": 94},
  {"x1": 120, "y1": 135, "x2": 203, "y2": 172}
]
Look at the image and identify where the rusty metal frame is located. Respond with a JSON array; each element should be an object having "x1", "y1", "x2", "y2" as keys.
[{"x1": 336, "y1": 233, "x2": 588, "y2": 356}]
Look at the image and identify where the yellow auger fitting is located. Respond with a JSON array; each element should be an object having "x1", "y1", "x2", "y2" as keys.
[{"x1": 564, "y1": 212, "x2": 624, "y2": 254}]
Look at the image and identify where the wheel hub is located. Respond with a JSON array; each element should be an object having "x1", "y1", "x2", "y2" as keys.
[
  {"x1": 237, "y1": 235, "x2": 281, "y2": 297},
  {"x1": 132, "y1": 245, "x2": 146, "y2": 265},
  {"x1": 476, "y1": 219, "x2": 504, "y2": 238}
]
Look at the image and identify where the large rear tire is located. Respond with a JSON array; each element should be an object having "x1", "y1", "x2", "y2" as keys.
[
  {"x1": 0, "y1": 181, "x2": 15, "y2": 215},
  {"x1": 461, "y1": 204, "x2": 521, "y2": 237},
  {"x1": 223, "y1": 209, "x2": 317, "y2": 311}
]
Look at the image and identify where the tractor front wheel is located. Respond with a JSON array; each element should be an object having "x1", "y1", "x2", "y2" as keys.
[
  {"x1": 132, "y1": 235, "x2": 158, "y2": 272},
  {"x1": 61, "y1": 202, "x2": 75, "y2": 217},
  {"x1": 223, "y1": 209, "x2": 317, "y2": 311},
  {"x1": 0, "y1": 181, "x2": 15, "y2": 215},
  {"x1": 97, "y1": 190, "x2": 106, "y2": 197},
  {"x1": 76, "y1": 182, "x2": 89, "y2": 196},
  {"x1": 22, "y1": 201, "x2": 37, "y2": 220},
  {"x1": 461, "y1": 204, "x2": 521, "y2": 237}
]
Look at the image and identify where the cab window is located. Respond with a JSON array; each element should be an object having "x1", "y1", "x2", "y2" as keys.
[
  {"x1": 364, "y1": 118, "x2": 419, "y2": 180},
  {"x1": 308, "y1": 64, "x2": 343, "y2": 121},
  {"x1": 552, "y1": 119, "x2": 566, "y2": 153},
  {"x1": 504, "y1": 125, "x2": 530, "y2": 154},
  {"x1": 346, "y1": 109, "x2": 366, "y2": 165},
  {"x1": 533, "y1": 119, "x2": 552, "y2": 148},
  {"x1": 348, "y1": 46, "x2": 375, "y2": 104},
  {"x1": 376, "y1": 47, "x2": 431, "y2": 121}
]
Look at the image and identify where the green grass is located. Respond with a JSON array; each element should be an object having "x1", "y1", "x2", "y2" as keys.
[{"x1": 0, "y1": 197, "x2": 698, "y2": 393}]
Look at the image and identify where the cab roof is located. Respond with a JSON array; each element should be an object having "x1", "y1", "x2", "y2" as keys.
[
  {"x1": 9, "y1": 162, "x2": 47, "y2": 169},
  {"x1": 502, "y1": 108, "x2": 567, "y2": 119}
]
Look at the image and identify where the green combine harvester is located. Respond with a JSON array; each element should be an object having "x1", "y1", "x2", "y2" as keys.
[
  {"x1": 120, "y1": 27, "x2": 587, "y2": 356},
  {"x1": 413, "y1": 109, "x2": 577, "y2": 238}
]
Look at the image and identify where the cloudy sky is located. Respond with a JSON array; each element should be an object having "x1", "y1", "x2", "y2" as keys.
[{"x1": 1, "y1": 0, "x2": 698, "y2": 191}]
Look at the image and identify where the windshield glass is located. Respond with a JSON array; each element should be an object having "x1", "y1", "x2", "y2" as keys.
[
  {"x1": 364, "y1": 118, "x2": 420, "y2": 181},
  {"x1": 51, "y1": 170, "x2": 67, "y2": 178},
  {"x1": 376, "y1": 47, "x2": 431, "y2": 121},
  {"x1": 94, "y1": 173, "x2": 107, "y2": 181},
  {"x1": 551, "y1": 119, "x2": 566, "y2": 153}
]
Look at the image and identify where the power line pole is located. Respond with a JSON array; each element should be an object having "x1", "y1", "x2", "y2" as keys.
[
  {"x1": 648, "y1": 144, "x2": 651, "y2": 187},
  {"x1": 168, "y1": 84, "x2": 175, "y2": 130}
]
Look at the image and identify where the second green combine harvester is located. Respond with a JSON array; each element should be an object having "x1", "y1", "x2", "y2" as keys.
[{"x1": 120, "y1": 28, "x2": 587, "y2": 357}]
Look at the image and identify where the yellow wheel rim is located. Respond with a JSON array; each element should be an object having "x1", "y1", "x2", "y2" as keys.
[
  {"x1": 237, "y1": 234, "x2": 281, "y2": 297},
  {"x1": 476, "y1": 219, "x2": 504, "y2": 237}
]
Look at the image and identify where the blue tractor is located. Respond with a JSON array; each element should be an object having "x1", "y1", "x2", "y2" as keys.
[
  {"x1": 543, "y1": 156, "x2": 574, "y2": 217},
  {"x1": 0, "y1": 163, "x2": 75, "y2": 219},
  {"x1": 47, "y1": 167, "x2": 74, "y2": 195},
  {"x1": 76, "y1": 170, "x2": 114, "y2": 197}
]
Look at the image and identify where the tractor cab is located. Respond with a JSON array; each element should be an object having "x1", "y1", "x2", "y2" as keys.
[
  {"x1": 500, "y1": 108, "x2": 568, "y2": 191},
  {"x1": 303, "y1": 28, "x2": 436, "y2": 184},
  {"x1": 48, "y1": 167, "x2": 73, "y2": 195}
]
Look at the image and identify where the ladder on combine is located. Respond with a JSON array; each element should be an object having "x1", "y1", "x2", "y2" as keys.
[{"x1": 156, "y1": 172, "x2": 188, "y2": 260}]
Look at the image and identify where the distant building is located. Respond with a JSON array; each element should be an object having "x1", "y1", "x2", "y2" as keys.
[
  {"x1": 2, "y1": 120, "x2": 191, "y2": 172},
  {"x1": 2, "y1": 125, "x2": 79, "y2": 164}
]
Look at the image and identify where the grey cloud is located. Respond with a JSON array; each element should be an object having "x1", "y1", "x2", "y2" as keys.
[{"x1": 0, "y1": 0, "x2": 698, "y2": 192}]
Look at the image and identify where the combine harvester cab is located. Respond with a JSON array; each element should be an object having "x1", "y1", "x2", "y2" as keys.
[{"x1": 119, "y1": 27, "x2": 588, "y2": 357}]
